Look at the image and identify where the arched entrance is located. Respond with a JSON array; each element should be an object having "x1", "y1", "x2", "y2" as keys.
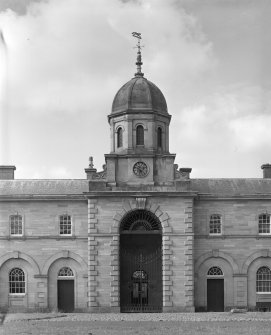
[{"x1": 120, "y1": 210, "x2": 162, "y2": 312}]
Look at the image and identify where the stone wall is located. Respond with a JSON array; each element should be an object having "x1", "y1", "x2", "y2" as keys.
[
  {"x1": 194, "y1": 198, "x2": 271, "y2": 310},
  {"x1": 0, "y1": 200, "x2": 88, "y2": 311},
  {"x1": 87, "y1": 195, "x2": 195, "y2": 312}
]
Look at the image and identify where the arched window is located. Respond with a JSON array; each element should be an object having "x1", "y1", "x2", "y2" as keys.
[
  {"x1": 117, "y1": 127, "x2": 123, "y2": 148},
  {"x1": 257, "y1": 267, "x2": 271, "y2": 292},
  {"x1": 10, "y1": 214, "x2": 23, "y2": 236},
  {"x1": 136, "y1": 125, "x2": 144, "y2": 146},
  {"x1": 258, "y1": 214, "x2": 270, "y2": 234},
  {"x1": 209, "y1": 214, "x2": 222, "y2": 235},
  {"x1": 207, "y1": 266, "x2": 223, "y2": 276},
  {"x1": 59, "y1": 214, "x2": 72, "y2": 235},
  {"x1": 9, "y1": 268, "x2": 25, "y2": 294},
  {"x1": 157, "y1": 127, "x2": 162, "y2": 148},
  {"x1": 58, "y1": 267, "x2": 74, "y2": 277}
]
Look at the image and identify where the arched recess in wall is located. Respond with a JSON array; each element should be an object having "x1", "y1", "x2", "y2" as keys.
[
  {"x1": 195, "y1": 250, "x2": 239, "y2": 275},
  {"x1": 0, "y1": 251, "x2": 40, "y2": 275},
  {"x1": 41, "y1": 250, "x2": 87, "y2": 275},
  {"x1": 241, "y1": 249, "x2": 271, "y2": 274}
]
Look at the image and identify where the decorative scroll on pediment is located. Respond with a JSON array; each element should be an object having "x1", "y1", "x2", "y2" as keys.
[
  {"x1": 174, "y1": 164, "x2": 192, "y2": 180},
  {"x1": 92, "y1": 164, "x2": 107, "y2": 180}
]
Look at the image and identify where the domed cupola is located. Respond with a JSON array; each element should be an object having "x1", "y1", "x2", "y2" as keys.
[
  {"x1": 111, "y1": 76, "x2": 168, "y2": 115},
  {"x1": 105, "y1": 33, "x2": 176, "y2": 187}
]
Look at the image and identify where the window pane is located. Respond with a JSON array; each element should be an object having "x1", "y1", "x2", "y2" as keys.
[
  {"x1": 9, "y1": 268, "x2": 25, "y2": 294},
  {"x1": 209, "y1": 215, "x2": 221, "y2": 234},
  {"x1": 10, "y1": 215, "x2": 23, "y2": 235},
  {"x1": 59, "y1": 215, "x2": 72, "y2": 235},
  {"x1": 259, "y1": 214, "x2": 270, "y2": 234},
  {"x1": 257, "y1": 267, "x2": 271, "y2": 292}
]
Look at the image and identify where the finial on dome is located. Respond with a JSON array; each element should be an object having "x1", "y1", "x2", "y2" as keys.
[{"x1": 132, "y1": 32, "x2": 144, "y2": 77}]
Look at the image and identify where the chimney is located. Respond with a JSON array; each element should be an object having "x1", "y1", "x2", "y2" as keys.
[
  {"x1": 0, "y1": 166, "x2": 16, "y2": 179},
  {"x1": 261, "y1": 164, "x2": 271, "y2": 179}
]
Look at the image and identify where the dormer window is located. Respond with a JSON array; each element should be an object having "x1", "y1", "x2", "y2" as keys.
[
  {"x1": 136, "y1": 125, "x2": 144, "y2": 145},
  {"x1": 157, "y1": 127, "x2": 162, "y2": 148},
  {"x1": 117, "y1": 127, "x2": 123, "y2": 148}
]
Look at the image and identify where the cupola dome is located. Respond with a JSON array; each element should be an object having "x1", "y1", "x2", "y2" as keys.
[{"x1": 111, "y1": 76, "x2": 168, "y2": 115}]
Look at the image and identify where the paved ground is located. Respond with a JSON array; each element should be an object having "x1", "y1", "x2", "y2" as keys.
[{"x1": 1, "y1": 312, "x2": 271, "y2": 335}]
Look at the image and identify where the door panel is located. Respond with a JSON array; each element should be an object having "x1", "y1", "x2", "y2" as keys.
[
  {"x1": 207, "y1": 279, "x2": 224, "y2": 312},
  {"x1": 57, "y1": 280, "x2": 74, "y2": 312}
]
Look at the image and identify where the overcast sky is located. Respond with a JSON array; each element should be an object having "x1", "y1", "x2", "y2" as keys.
[{"x1": 0, "y1": 0, "x2": 270, "y2": 179}]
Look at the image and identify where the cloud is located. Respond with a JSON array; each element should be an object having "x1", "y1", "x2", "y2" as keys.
[
  {"x1": 172, "y1": 83, "x2": 271, "y2": 177},
  {"x1": 1, "y1": 0, "x2": 214, "y2": 116}
]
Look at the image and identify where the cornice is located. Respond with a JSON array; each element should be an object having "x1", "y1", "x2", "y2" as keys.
[
  {"x1": 104, "y1": 153, "x2": 176, "y2": 159},
  {"x1": 0, "y1": 195, "x2": 87, "y2": 202},
  {"x1": 84, "y1": 191, "x2": 197, "y2": 198},
  {"x1": 196, "y1": 194, "x2": 271, "y2": 201}
]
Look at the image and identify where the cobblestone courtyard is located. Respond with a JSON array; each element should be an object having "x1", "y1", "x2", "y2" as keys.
[{"x1": 1, "y1": 313, "x2": 271, "y2": 335}]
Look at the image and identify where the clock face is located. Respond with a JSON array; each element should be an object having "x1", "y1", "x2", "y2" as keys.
[{"x1": 133, "y1": 161, "x2": 149, "y2": 177}]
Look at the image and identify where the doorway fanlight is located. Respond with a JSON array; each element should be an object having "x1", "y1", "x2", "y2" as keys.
[
  {"x1": 120, "y1": 210, "x2": 162, "y2": 232},
  {"x1": 58, "y1": 267, "x2": 74, "y2": 277}
]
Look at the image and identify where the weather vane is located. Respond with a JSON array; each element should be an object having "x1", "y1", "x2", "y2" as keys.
[{"x1": 132, "y1": 32, "x2": 144, "y2": 77}]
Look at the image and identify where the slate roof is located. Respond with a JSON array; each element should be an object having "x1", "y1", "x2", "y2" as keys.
[
  {"x1": 191, "y1": 179, "x2": 271, "y2": 196},
  {"x1": 0, "y1": 178, "x2": 271, "y2": 197},
  {"x1": 0, "y1": 180, "x2": 89, "y2": 195}
]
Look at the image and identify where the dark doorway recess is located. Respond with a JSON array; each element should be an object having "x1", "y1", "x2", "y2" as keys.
[
  {"x1": 57, "y1": 280, "x2": 74, "y2": 312},
  {"x1": 120, "y1": 209, "x2": 162, "y2": 313},
  {"x1": 207, "y1": 279, "x2": 224, "y2": 312}
]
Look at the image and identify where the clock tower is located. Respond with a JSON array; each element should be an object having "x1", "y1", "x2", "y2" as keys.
[{"x1": 105, "y1": 35, "x2": 176, "y2": 187}]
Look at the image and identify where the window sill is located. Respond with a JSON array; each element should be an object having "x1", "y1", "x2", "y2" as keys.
[
  {"x1": 57, "y1": 235, "x2": 75, "y2": 240},
  {"x1": 9, "y1": 294, "x2": 26, "y2": 297},
  {"x1": 8, "y1": 236, "x2": 25, "y2": 240},
  {"x1": 256, "y1": 292, "x2": 271, "y2": 294}
]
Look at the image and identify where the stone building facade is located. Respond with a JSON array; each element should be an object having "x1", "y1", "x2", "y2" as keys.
[{"x1": 0, "y1": 57, "x2": 271, "y2": 313}]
